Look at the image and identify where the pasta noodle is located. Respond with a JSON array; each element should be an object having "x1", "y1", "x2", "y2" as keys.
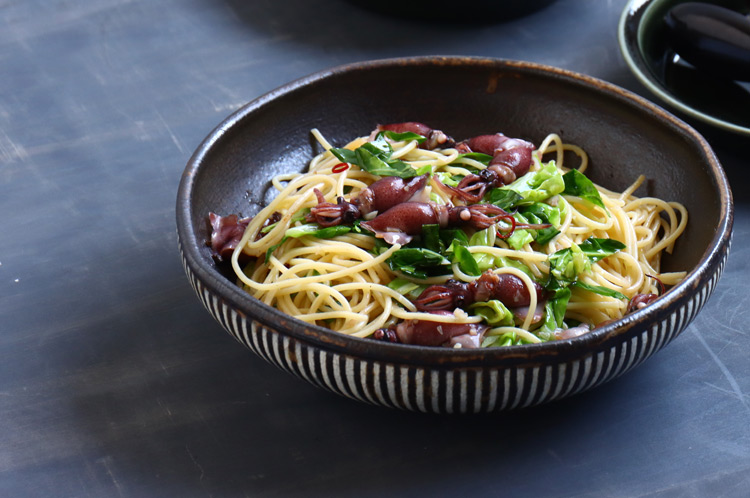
[{"x1": 222, "y1": 126, "x2": 687, "y2": 347}]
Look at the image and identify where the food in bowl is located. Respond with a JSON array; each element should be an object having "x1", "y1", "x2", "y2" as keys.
[{"x1": 207, "y1": 121, "x2": 688, "y2": 348}]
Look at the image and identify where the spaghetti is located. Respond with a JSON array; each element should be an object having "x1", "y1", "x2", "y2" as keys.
[{"x1": 215, "y1": 124, "x2": 687, "y2": 348}]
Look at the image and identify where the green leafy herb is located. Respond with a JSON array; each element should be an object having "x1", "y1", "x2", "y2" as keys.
[
  {"x1": 548, "y1": 242, "x2": 592, "y2": 284},
  {"x1": 535, "y1": 227, "x2": 560, "y2": 245},
  {"x1": 486, "y1": 188, "x2": 524, "y2": 210},
  {"x1": 330, "y1": 133, "x2": 418, "y2": 179},
  {"x1": 536, "y1": 287, "x2": 572, "y2": 338},
  {"x1": 520, "y1": 202, "x2": 560, "y2": 226},
  {"x1": 421, "y1": 224, "x2": 444, "y2": 254},
  {"x1": 284, "y1": 224, "x2": 351, "y2": 239},
  {"x1": 506, "y1": 212, "x2": 533, "y2": 250},
  {"x1": 573, "y1": 281, "x2": 627, "y2": 300},
  {"x1": 456, "y1": 152, "x2": 493, "y2": 165},
  {"x1": 387, "y1": 247, "x2": 450, "y2": 279},
  {"x1": 440, "y1": 228, "x2": 469, "y2": 251},
  {"x1": 518, "y1": 202, "x2": 561, "y2": 246},
  {"x1": 382, "y1": 130, "x2": 426, "y2": 143},
  {"x1": 578, "y1": 237, "x2": 626, "y2": 262},
  {"x1": 329, "y1": 147, "x2": 358, "y2": 164},
  {"x1": 562, "y1": 169, "x2": 606, "y2": 210},
  {"x1": 546, "y1": 237, "x2": 626, "y2": 288},
  {"x1": 354, "y1": 146, "x2": 417, "y2": 178},
  {"x1": 266, "y1": 223, "x2": 352, "y2": 260},
  {"x1": 451, "y1": 242, "x2": 481, "y2": 276},
  {"x1": 415, "y1": 164, "x2": 434, "y2": 176},
  {"x1": 481, "y1": 331, "x2": 533, "y2": 347}
]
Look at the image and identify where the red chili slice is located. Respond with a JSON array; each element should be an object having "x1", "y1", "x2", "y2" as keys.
[{"x1": 332, "y1": 162, "x2": 350, "y2": 173}]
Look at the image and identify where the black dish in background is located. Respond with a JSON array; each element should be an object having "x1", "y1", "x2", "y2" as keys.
[
  {"x1": 344, "y1": 0, "x2": 558, "y2": 22},
  {"x1": 619, "y1": 0, "x2": 750, "y2": 136}
]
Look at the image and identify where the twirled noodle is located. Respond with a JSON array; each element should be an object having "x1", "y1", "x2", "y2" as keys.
[{"x1": 228, "y1": 129, "x2": 687, "y2": 342}]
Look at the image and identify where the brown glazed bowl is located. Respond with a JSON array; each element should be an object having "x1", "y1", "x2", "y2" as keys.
[{"x1": 176, "y1": 57, "x2": 732, "y2": 413}]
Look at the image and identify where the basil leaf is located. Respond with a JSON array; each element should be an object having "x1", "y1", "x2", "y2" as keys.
[
  {"x1": 520, "y1": 202, "x2": 560, "y2": 226},
  {"x1": 330, "y1": 134, "x2": 417, "y2": 178},
  {"x1": 535, "y1": 227, "x2": 560, "y2": 245},
  {"x1": 421, "y1": 224, "x2": 444, "y2": 254},
  {"x1": 353, "y1": 147, "x2": 416, "y2": 178},
  {"x1": 285, "y1": 224, "x2": 352, "y2": 239},
  {"x1": 382, "y1": 130, "x2": 426, "y2": 143},
  {"x1": 457, "y1": 152, "x2": 493, "y2": 165},
  {"x1": 562, "y1": 169, "x2": 606, "y2": 210},
  {"x1": 388, "y1": 248, "x2": 450, "y2": 279},
  {"x1": 578, "y1": 237, "x2": 626, "y2": 262},
  {"x1": 573, "y1": 281, "x2": 627, "y2": 300},
  {"x1": 266, "y1": 223, "x2": 352, "y2": 259},
  {"x1": 440, "y1": 229, "x2": 469, "y2": 250},
  {"x1": 486, "y1": 188, "x2": 524, "y2": 210},
  {"x1": 329, "y1": 147, "x2": 358, "y2": 164},
  {"x1": 514, "y1": 205, "x2": 562, "y2": 246}
]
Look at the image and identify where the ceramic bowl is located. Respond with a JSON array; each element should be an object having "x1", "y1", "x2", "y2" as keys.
[
  {"x1": 176, "y1": 56, "x2": 732, "y2": 413},
  {"x1": 618, "y1": 0, "x2": 750, "y2": 136},
  {"x1": 344, "y1": 0, "x2": 558, "y2": 21}
]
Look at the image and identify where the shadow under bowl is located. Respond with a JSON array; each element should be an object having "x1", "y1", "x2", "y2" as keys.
[{"x1": 177, "y1": 56, "x2": 732, "y2": 413}]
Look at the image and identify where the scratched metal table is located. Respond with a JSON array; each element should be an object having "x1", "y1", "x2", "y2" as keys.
[{"x1": 2, "y1": 0, "x2": 748, "y2": 496}]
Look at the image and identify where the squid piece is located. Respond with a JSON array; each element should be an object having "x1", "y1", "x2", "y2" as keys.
[
  {"x1": 306, "y1": 174, "x2": 429, "y2": 227},
  {"x1": 627, "y1": 293, "x2": 658, "y2": 313},
  {"x1": 414, "y1": 270, "x2": 545, "y2": 312},
  {"x1": 446, "y1": 133, "x2": 536, "y2": 202},
  {"x1": 360, "y1": 201, "x2": 549, "y2": 245},
  {"x1": 377, "y1": 122, "x2": 455, "y2": 150},
  {"x1": 208, "y1": 212, "x2": 251, "y2": 261},
  {"x1": 359, "y1": 201, "x2": 516, "y2": 245},
  {"x1": 373, "y1": 311, "x2": 489, "y2": 348}
]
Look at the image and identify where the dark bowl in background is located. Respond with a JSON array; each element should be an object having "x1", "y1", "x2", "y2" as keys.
[
  {"x1": 618, "y1": 0, "x2": 750, "y2": 135},
  {"x1": 177, "y1": 56, "x2": 732, "y2": 413},
  {"x1": 344, "y1": 0, "x2": 558, "y2": 22}
]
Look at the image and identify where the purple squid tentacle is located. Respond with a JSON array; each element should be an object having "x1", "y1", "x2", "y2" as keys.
[
  {"x1": 360, "y1": 202, "x2": 449, "y2": 239},
  {"x1": 415, "y1": 279, "x2": 473, "y2": 311},
  {"x1": 306, "y1": 175, "x2": 429, "y2": 227},
  {"x1": 208, "y1": 212, "x2": 251, "y2": 261},
  {"x1": 457, "y1": 133, "x2": 535, "y2": 185},
  {"x1": 356, "y1": 174, "x2": 429, "y2": 215},
  {"x1": 378, "y1": 310, "x2": 489, "y2": 347},
  {"x1": 414, "y1": 270, "x2": 545, "y2": 312},
  {"x1": 306, "y1": 189, "x2": 361, "y2": 227}
]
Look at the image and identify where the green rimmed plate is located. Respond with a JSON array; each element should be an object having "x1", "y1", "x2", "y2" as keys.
[{"x1": 618, "y1": 0, "x2": 750, "y2": 136}]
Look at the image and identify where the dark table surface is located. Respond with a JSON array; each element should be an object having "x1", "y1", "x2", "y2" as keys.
[{"x1": 2, "y1": 0, "x2": 749, "y2": 496}]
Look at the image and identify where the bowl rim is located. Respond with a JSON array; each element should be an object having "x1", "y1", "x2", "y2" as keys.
[
  {"x1": 617, "y1": 0, "x2": 750, "y2": 136},
  {"x1": 177, "y1": 55, "x2": 733, "y2": 367}
]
